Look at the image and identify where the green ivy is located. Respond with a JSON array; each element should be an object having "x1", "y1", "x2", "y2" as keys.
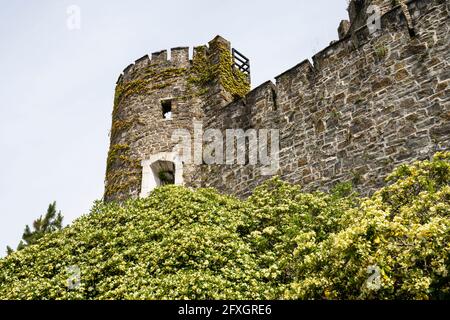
[
  {"x1": 188, "y1": 44, "x2": 250, "y2": 99},
  {"x1": 1, "y1": 152, "x2": 449, "y2": 300},
  {"x1": 105, "y1": 144, "x2": 141, "y2": 200}
]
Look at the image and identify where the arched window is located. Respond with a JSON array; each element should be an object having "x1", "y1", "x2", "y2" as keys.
[
  {"x1": 151, "y1": 160, "x2": 175, "y2": 186},
  {"x1": 139, "y1": 152, "x2": 184, "y2": 198}
]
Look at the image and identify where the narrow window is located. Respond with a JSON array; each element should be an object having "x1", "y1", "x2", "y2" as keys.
[{"x1": 162, "y1": 100, "x2": 172, "y2": 120}]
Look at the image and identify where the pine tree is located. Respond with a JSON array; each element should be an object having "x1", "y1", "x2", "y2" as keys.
[{"x1": 6, "y1": 202, "x2": 63, "y2": 255}]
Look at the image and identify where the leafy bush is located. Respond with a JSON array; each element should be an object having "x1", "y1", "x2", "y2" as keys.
[{"x1": 0, "y1": 152, "x2": 449, "y2": 300}]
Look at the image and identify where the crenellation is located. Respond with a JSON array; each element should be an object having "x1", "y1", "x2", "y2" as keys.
[
  {"x1": 193, "y1": 45, "x2": 207, "y2": 60},
  {"x1": 116, "y1": 73, "x2": 123, "y2": 85},
  {"x1": 275, "y1": 60, "x2": 314, "y2": 89},
  {"x1": 312, "y1": 45, "x2": 345, "y2": 71},
  {"x1": 338, "y1": 20, "x2": 351, "y2": 40},
  {"x1": 118, "y1": 47, "x2": 193, "y2": 84},
  {"x1": 151, "y1": 50, "x2": 168, "y2": 62},
  {"x1": 123, "y1": 63, "x2": 134, "y2": 75},
  {"x1": 246, "y1": 81, "x2": 277, "y2": 106},
  {"x1": 170, "y1": 47, "x2": 190, "y2": 65},
  {"x1": 405, "y1": 0, "x2": 438, "y2": 27},
  {"x1": 105, "y1": 35, "x2": 253, "y2": 201},
  {"x1": 208, "y1": 36, "x2": 231, "y2": 65},
  {"x1": 105, "y1": 0, "x2": 449, "y2": 202},
  {"x1": 134, "y1": 54, "x2": 150, "y2": 66}
]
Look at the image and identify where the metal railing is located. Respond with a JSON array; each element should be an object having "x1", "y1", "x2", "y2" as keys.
[{"x1": 232, "y1": 48, "x2": 250, "y2": 76}]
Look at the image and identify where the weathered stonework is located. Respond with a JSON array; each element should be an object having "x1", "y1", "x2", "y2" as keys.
[
  {"x1": 105, "y1": 36, "x2": 249, "y2": 201},
  {"x1": 105, "y1": 0, "x2": 449, "y2": 201}
]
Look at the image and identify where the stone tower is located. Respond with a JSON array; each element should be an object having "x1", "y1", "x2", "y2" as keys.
[
  {"x1": 105, "y1": 0, "x2": 448, "y2": 202},
  {"x1": 104, "y1": 36, "x2": 251, "y2": 202}
]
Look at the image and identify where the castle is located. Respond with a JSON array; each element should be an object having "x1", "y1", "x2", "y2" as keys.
[{"x1": 105, "y1": 0, "x2": 449, "y2": 202}]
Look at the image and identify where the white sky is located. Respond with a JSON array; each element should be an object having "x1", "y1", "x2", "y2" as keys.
[{"x1": 0, "y1": 0, "x2": 349, "y2": 255}]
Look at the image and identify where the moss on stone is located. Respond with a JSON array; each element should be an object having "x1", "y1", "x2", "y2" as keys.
[
  {"x1": 143, "y1": 67, "x2": 187, "y2": 82},
  {"x1": 214, "y1": 43, "x2": 250, "y2": 98},
  {"x1": 188, "y1": 44, "x2": 250, "y2": 99},
  {"x1": 188, "y1": 47, "x2": 214, "y2": 87},
  {"x1": 104, "y1": 169, "x2": 140, "y2": 200},
  {"x1": 111, "y1": 119, "x2": 133, "y2": 140},
  {"x1": 107, "y1": 44, "x2": 250, "y2": 201},
  {"x1": 113, "y1": 80, "x2": 148, "y2": 116},
  {"x1": 113, "y1": 67, "x2": 188, "y2": 112},
  {"x1": 374, "y1": 45, "x2": 388, "y2": 60},
  {"x1": 105, "y1": 144, "x2": 141, "y2": 200},
  {"x1": 106, "y1": 144, "x2": 130, "y2": 172}
]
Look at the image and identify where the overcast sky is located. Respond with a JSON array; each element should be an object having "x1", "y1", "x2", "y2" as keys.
[{"x1": 0, "y1": 0, "x2": 348, "y2": 255}]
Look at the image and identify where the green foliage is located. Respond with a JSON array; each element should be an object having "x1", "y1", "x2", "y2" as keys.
[
  {"x1": 1, "y1": 153, "x2": 449, "y2": 300},
  {"x1": 6, "y1": 202, "x2": 63, "y2": 255},
  {"x1": 188, "y1": 43, "x2": 250, "y2": 99},
  {"x1": 105, "y1": 144, "x2": 142, "y2": 200},
  {"x1": 106, "y1": 144, "x2": 130, "y2": 172},
  {"x1": 374, "y1": 45, "x2": 388, "y2": 61},
  {"x1": 113, "y1": 67, "x2": 188, "y2": 111},
  {"x1": 110, "y1": 119, "x2": 133, "y2": 141},
  {"x1": 214, "y1": 43, "x2": 250, "y2": 98},
  {"x1": 188, "y1": 46, "x2": 214, "y2": 90}
]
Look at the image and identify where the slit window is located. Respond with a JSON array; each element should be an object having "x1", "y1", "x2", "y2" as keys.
[{"x1": 162, "y1": 100, "x2": 172, "y2": 120}]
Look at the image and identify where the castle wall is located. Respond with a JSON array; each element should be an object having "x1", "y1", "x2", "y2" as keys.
[
  {"x1": 347, "y1": 0, "x2": 395, "y2": 36},
  {"x1": 104, "y1": 0, "x2": 449, "y2": 202},
  {"x1": 199, "y1": 0, "x2": 450, "y2": 197}
]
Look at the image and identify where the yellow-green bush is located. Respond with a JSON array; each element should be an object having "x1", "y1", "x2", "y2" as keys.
[{"x1": 1, "y1": 153, "x2": 449, "y2": 300}]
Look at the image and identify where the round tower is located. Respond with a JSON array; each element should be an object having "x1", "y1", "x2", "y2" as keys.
[{"x1": 104, "y1": 36, "x2": 251, "y2": 202}]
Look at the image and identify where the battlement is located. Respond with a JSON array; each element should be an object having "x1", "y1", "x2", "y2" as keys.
[
  {"x1": 273, "y1": 0, "x2": 436, "y2": 89},
  {"x1": 343, "y1": 0, "x2": 432, "y2": 38},
  {"x1": 116, "y1": 35, "x2": 247, "y2": 87},
  {"x1": 105, "y1": 0, "x2": 449, "y2": 202},
  {"x1": 106, "y1": 36, "x2": 252, "y2": 201},
  {"x1": 117, "y1": 47, "x2": 191, "y2": 84},
  {"x1": 213, "y1": 0, "x2": 442, "y2": 112},
  {"x1": 345, "y1": 0, "x2": 396, "y2": 36},
  {"x1": 198, "y1": 0, "x2": 449, "y2": 197}
]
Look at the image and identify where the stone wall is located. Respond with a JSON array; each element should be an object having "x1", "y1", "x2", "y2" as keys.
[
  {"x1": 198, "y1": 0, "x2": 450, "y2": 197},
  {"x1": 104, "y1": 0, "x2": 449, "y2": 201},
  {"x1": 346, "y1": 0, "x2": 396, "y2": 36}
]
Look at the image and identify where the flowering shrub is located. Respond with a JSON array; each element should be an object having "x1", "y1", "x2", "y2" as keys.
[{"x1": 0, "y1": 152, "x2": 449, "y2": 300}]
